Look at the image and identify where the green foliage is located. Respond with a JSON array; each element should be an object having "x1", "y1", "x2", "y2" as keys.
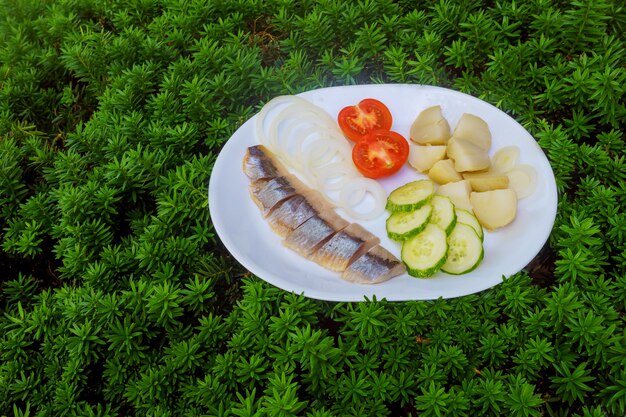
[{"x1": 1, "y1": 0, "x2": 625, "y2": 415}]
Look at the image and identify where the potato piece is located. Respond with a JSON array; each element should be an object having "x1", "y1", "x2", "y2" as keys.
[
  {"x1": 428, "y1": 159, "x2": 463, "y2": 184},
  {"x1": 452, "y1": 113, "x2": 491, "y2": 150},
  {"x1": 462, "y1": 171, "x2": 509, "y2": 192},
  {"x1": 447, "y1": 137, "x2": 491, "y2": 172},
  {"x1": 408, "y1": 144, "x2": 447, "y2": 173},
  {"x1": 410, "y1": 106, "x2": 451, "y2": 145},
  {"x1": 507, "y1": 164, "x2": 538, "y2": 199},
  {"x1": 436, "y1": 180, "x2": 473, "y2": 212},
  {"x1": 470, "y1": 189, "x2": 517, "y2": 231}
]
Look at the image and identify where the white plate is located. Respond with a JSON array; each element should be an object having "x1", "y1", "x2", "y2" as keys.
[{"x1": 208, "y1": 84, "x2": 557, "y2": 301}]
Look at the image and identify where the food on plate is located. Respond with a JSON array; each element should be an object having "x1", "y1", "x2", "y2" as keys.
[
  {"x1": 428, "y1": 159, "x2": 463, "y2": 184},
  {"x1": 385, "y1": 179, "x2": 485, "y2": 277},
  {"x1": 428, "y1": 195, "x2": 457, "y2": 235},
  {"x1": 342, "y1": 245, "x2": 406, "y2": 284},
  {"x1": 351, "y1": 129, "x2": 409, "y2": 179},
  {"x1": 454, "y1": 208, "x2": 484, "y2": 241},
  {"x1": 401, "y1": 223, "x2": 449, "y2": 278},
  {"x1": 462, "y1": 171, "x2": 510, "y2": 192},
  {"x1": 310, "y1": 223, "x2": 380, "y2": 272},
  {"x1": 255, "y1": 95, "x2": 386, "y2": 220},
  {"x1": 284, "y1": 208, "x2": 350, "y2": 257},
  {"x1": 243, "y1": 143, "x2": 286, "y2": 181},
  {"x1": 441, "y1": 223, "x2": 484, "y2": 275},
  {"x1": 451, "y1": 113, "x2": 491, "y2": 150},
  {"x1": 491, "y1": 145, "x2": 520, "y2": 173},
  {"x1": 337, "y1": 98, "x2": 393, "y2": 141},
  {"x1": 266, "y1": 192, "x2": 322, "y2": 237},
  {"x1": 506, "y1": 164, "x2": 538, "y2": 199},
  {"x1": 244, "y1": 144, "x2": 405, "y2": 284},
  {"x1": 249, "y1": 176, "x2": 302, "y2": 216},
  {"x1": 408, "y1": 143, "x2": 447, "y2": 172},
  {"x1": 247, "y1": 95, "x2": 539, "y2": 284},
  {"x1": 407, "y1": 110, "x2": 538, "y2": 230},
  {"x1": 386, "y1": 204, "x2": 432, "y2": 241},
  {"x1": 446, "y1": 137, "x2": 491, "y2": 172},
  {"x1": 435, "y1": 180, "x2": 472, "y2": 212},
  {"x1": 386, "y1": 179, "x2": 434, "y2": 212},
  {"x1": 409, "y1": 105, "x2": 451, "y2": 145},
  {"x1": 470, "y1": 189, "x2": 518, "y2": 231}
]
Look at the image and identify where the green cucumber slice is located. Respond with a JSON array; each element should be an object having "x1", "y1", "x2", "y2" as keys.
[
  {"x1": 429, "y1": 195, "x2": 457, "y2": 235},
  {"x1": 401, "y1": 223, "x2": 448, "y2": 278},
  {"x1": 455, "y1": 208, "x2": 483, "y2": 241},
  {"x1": 441, "y1": 223, "x2": 484, "y2": 275},
  {"x1": 386, "y1": 180, "x2": 435, "y2": 212},
  {"x1": 386, "y1": 204, "x2": 432, "y2": 241}
]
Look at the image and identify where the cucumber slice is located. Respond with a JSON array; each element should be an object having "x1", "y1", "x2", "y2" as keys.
[
  {"x1": 455, "y1": 208, "x2": 483, "y2": 241},
  {"x1": 401, "y1": 223, "x2": 448, "y2": 278},
  {"x1": 441, "y1": 223, "x2": 484, "y2": 275},
  {"x1": 429, "y1": 195, "x2": 457, "y2": 235},
  {"x1": 386, "y1": 180, "x2": 435, "y2": 212},
  {"x1": 386, "y1": 204, "x2": 432, "y2": 241}
]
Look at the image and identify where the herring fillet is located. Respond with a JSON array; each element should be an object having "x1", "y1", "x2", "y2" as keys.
[
  {"x1": 283, "y1": 209, "x2": 349, "y2": 258},
  {"x1": 309, "y1": 223, "x2": 380, "y2": 272},
  {"x1": 342, "y1": 245, "x2": 407, "y2": 284},
  {"x1": 243, "y1": 144, "x2": 285, "y2": 181},
  {"x1": 243, "y1": 144, "x2": 405, "y2": 285},
  {"x1": 266, "y1": 189, "x2": 332, "y2": 237},
  {"x1": 249, "y1": 176, "x2": 298, "y2": 216}
]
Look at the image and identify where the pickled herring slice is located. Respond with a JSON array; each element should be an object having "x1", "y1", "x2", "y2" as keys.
[
  {"x1": 249, "y1": 176, "x2": 298, "y2": 216},
  {"x1": 283, "y1": 209, "x2": 349, "y2": 258},
  {"x1": 309, "y1": 223, "x2": 380, "y2": 272},
  {"x1": 342, "y1": 245, "x2": 406, "y2": 284}
]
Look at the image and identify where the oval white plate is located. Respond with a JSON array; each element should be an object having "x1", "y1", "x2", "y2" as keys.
[{"x1": 208, "y1": 84, "x2": 558, "y2": 301}]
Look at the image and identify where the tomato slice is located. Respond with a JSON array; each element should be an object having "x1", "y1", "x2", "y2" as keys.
[
  {"x1": 338, "y1": 98, "x2": 393, "y2": 141},
  {"x1": 352, "y1": 130, "x2": 409, "y2": 179}
]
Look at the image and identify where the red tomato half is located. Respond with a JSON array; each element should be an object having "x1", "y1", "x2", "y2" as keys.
[
  {"x1": 352, "y1": 130, "x2": 409, "y2": 179},
  {"x1": 338, "y1": 98, "x2": 393, "y2": 141}
]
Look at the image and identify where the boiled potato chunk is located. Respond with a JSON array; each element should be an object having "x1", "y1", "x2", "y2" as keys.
[
  {"x1": 452, "y1": 113, "x2": 491, "y2": 150},
  {"x1": 410, "y1": 105, "x2": 451, "y2": 145},
  {"x1": 428, "y1": 159, "x2": 463, "y2": 184},
  {"x1": 408, "y1": 144, "x2": 447, "y2": 173},
  {"x1": 470, "y1": 189, "x2": 517, "y2": 231},
  {"x1": 447, "y1": 137, "x2": 491, "y2": 172},
  {"x1": 462, "y1": 171, "x2": 509, "y2": 192},
  {"x1": 436, "y1": 180, "x2": 473, "y2": 212}
]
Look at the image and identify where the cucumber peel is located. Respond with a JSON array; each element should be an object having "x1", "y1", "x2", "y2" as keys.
[
  {"x1": 386, "y1": 179, "x2": 435, "y2": 212},
  {"x1": 386, "y1": 204, "x2": 432, "y2": 241},
  {"x1": 441, "y1": 223, "x2": 484, "y2": 275},
  {"x1": 401, "y1": 224, "x2": 448, "y2": 278}
]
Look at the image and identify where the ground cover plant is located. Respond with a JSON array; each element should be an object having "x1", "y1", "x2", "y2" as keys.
[{"x1": 1, "y1": 0, "x2": 625, "y2": 415}]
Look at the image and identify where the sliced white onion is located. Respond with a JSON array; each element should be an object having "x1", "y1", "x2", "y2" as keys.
[
  {"x1": 306, "y1": 138, "x2": 352, "y2": 169},
  {"x1": 491, "y1": 146, "x2": 520, "y2": 173},
  {"x1": 255, "y1": 96, "x2": 387, "y2": 221},
  {"x1": 339, "y1": 178, "x2": 386, "y2": 220},
  {"x1": 311, "y1": 162, "x2": 358, "y2": 191},
  {"x1": 507, "y1": 164, "x2": 538, "y2": 199},
  {"x1": 256, "y1": 96, "x2": 310, "y2": 147}
]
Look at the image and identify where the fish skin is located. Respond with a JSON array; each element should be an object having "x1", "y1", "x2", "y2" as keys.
[
  {"x1": 266, "y1": 194, "x2": 318, "y2": 237},
  {"x1": 243, "y1": 145, "x2": 283, "y2": 181},
  {"x1": 249, "y1": 176, "x2": 298, "y2": 216},
  {"x1": 342, "y1": 245, "x2": 407, "y2": 284},
  {"x1": 284, "y1": 209, "x2": 349, "y2": 258},
  {"x1": 309, "y1": 223, "x2": 380, "y2": 272}
]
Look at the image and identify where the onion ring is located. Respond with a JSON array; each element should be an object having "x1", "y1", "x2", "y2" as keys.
[{"x1": 339, "y1": 178, "x2": 386, "y2": 220}]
